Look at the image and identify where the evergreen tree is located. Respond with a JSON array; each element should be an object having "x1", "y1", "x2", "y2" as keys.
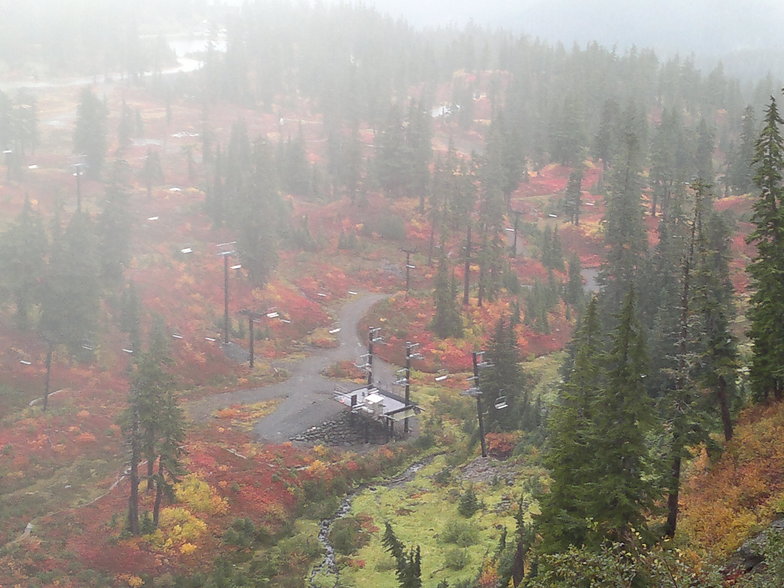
[
  {"x1": 593, "y1": 98, "x2": 620, "y2": 170},
  {"x1": 375, "y1": 104, "x2": 408, "y2": 198},
  {"x1": 13, "y1": 89, "x2": 38, "y2": 157},
  {"x1": 640, "y1": 196, "x2": 689, "y2": 379},
  {"x1": 122, "y1": 390, "x2": 142, "y2": 534},
  {"x1": 747, "y1": 94, "x2": 784, "y2": 402},
  {"x1": 122, "y1": 325, "x2": 185, "y2": 533},
  {"x1": 563, "y1": 166, "x2": 583, "y2": 225},
  {"x1": 476, "y1": 148, "x2": 507, "y2": 306},
  {"x1": 98, "y1": 163, "x2": 132, "y2": 284},
  {"x1": 279, "y1": 125, "x2": 311, "y2": 196},
  {"x1": 598, "y1": 128, "x2": 646, "y2": 314},
  {"x1": 236, "y1": 139, "x2": 282, "y2": 286},
  {"x1": 695, "y1": 118, "x2": 715, "y2": 183},
  {"x1": 661, "y1": 198, "x2": 700, "y2": 538},
  {"x1": 430, "y1": 256, "x2": 463, "y2": 339},
  {"x1": 151, "y1": 371, "x2": 186, "y2": 526},
  {"x1": 649, "y1": 109, "x2": 688, "y2": 218},
  {"x1": 117, "y1": 99, "x2": 133, "y2": 153},
  {"x1": 486, "y1": 110, "x2": 526, "y2": 207},
  {"x1": 537, "y1": 298, "x2": 603, "y2": 553},
  {"x1": 549, "y1": 94, "x2": 586, "y2": 167},
  {"x1": 480, "y1": 318, "x2": 529, "y2": 431},
  {"x1": 205, "y1": 144, "x2": 225, "y2": 226},
  {"x1": 140, "y1": 147, "x2": 164, "y2": 198},
  {"x1": 728, "y1": 105, "x2": 756, "y2": 195},
  {"x1": 0, "y1": 91, "x2": 11, "y2": 152},
  {"x1": 39, "y1": 211, "x2": 101, "y2": 353},
  {"x1": 499, "y1": 498, "x2": 535, "y2": 587},
  {"x1": 138, "y1": 320, "x2": 173, "y2": 491},
  {"x1": 0, "y1": 195, "x2": 48, "y2": 328},
  {"x1": 382, "y1": 522, "x2": 422, "y2": 588},
  {"x1": 525, "y1": 279, "x2": 557, "y2": 334},
  {"x1": 540, "y1": 226, "x2": 564, "y2": 271},
  {"x1": 563, "y1": 253, "x2": 584, "y2": 309},
  {"x1": 73, "y1": 87, "x2": 107, "y2": 178},
  {"x1": 590, "y1": 289, "x2": 652, "y2": 545},
  {"x1": 692, "y1": 189, "x2": 737, "y2": 441},
  {"x1": 405, "y1": 98, "x2": 432, "y2": 210},
  {"x1": 120, "y1": 281, "x2": 142, "y2": 353}
]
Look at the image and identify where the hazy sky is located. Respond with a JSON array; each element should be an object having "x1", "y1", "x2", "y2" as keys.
[{"x1": 365, "y1": 0, "x2": 784, "y2": 57}]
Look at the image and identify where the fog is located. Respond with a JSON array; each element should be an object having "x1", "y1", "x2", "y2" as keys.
[{"x1": 368, "y1": 0, "x2": 784, "y2": 77}]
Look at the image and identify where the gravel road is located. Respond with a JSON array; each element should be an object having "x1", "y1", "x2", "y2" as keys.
[{"x1": 187, "y1": 292, "x2": 397, "y2": 443}]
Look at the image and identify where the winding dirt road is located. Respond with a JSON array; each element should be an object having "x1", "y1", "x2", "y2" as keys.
[{"x1": 188, "y1": 292, "x2": 396, "y2": 443}]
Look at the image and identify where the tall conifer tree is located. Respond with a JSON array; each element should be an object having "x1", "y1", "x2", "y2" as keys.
[
  {"x1": 591, "y1": 289, "x2": 652, "y2": 545},
  {"x1": 538, "y1": 298, "x2": 603, "y2": 553},
  {"x1": 747, "y1": 95, "x2": 784, "y2": 402}
]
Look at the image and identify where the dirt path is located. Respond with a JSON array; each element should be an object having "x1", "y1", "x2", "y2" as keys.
[{"x1": 188, "y1": 292, "x2": 395, "y2": 443}]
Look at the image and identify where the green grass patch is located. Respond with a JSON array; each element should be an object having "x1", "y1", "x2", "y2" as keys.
[
  {"x1": 336, "y1": 453, "x2": 538, "y2": 587},
  {"x1": 528, "y1": 351, "x2": 566, "y2": 405}
]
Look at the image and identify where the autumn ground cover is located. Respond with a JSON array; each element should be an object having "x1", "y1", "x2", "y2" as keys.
[
  {"x1": 0, "y1": 49, "x2": 764, "y2": 586},
  {"x1": 680, "y1": 402, "x2": 784, "y2": 561},
  {"x1": 0, "y1": 72, "x2": 605, "y2": 582}
]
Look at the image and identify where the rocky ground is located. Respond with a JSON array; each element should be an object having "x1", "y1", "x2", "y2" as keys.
[{"x1": 289, "y1": 412, "x2": 400, "y2": 445}]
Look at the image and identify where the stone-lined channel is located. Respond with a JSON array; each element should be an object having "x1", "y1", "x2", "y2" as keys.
[{"x1": 308, "y1": 455, "x2": 439, "y2": 587}]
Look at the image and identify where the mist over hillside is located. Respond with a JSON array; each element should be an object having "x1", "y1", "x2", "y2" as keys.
[{"x1": 367, "y1": 0, "x2": 784, "y2": 79}]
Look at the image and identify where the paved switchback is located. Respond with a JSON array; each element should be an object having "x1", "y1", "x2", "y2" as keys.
[{"x1": 187, "y1": 292, "x2": 393, "y2": 443}]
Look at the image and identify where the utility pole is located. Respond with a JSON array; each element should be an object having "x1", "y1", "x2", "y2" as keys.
[
  {"x1": 4, "y1": 149, "x2": 13, "y2": 183},
  {"x1": 510, "y1": 209, "x2": 521, "y2": 258},
  {"x1": 465, "y1": 351, "x2": 490, "y2": 457},
  {"x1": 73, "y1": 163, "x2": 86, "y2": 213},
  {"x1": 463, "y1": 223, "x2": 472, "y2": 305},
  {"x1": 239, "y1": 309, "x2": 263, "y2": 367},
  {"x1": 221, "y1": 252, "x2": 231, "y2": 344},
  {"x1": 366, "y1": 327, "x2": 382, "y2": 386},
  {"x1": 403, "y1": 341, "x2": 423, "y2": 433},
  {"x1": 402, "y1": 247, "x2": 417, "y2": 299},
  {"x1": 43, "y1": 341, "x2": 53, "y2": 412},
  {"x1": 217, "y1": 243, "x2": 239, "y2": 345}
]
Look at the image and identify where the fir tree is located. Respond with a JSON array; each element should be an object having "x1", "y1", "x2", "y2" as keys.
[
  {"x1": 692, "y1": 190, "x2": 737, "y2": 441},
  {"x1": 122, "y1": 323, "x2": 186, "y2": 531},
  {"x1": 98, "y1": 165, "x2": 132, "y2": 285},
  {"x1": 728, "y1": 105, "x2": 756, "y2": 195},
  {"x1": 236, "y1": 139, "x2": 281, "y2": 286},
  {"x1": 563, "y1": 166, "x2": 583, "y2": 225},
  {"x1": 598, "y1": 128, "x2": 646, "y2": 315},
  {"x1": 537, "y1": 298, "x2": 603, "y2": 553},
  {"x1": 593, "y1": 98, "x2": 620, "y2": 170},
  {"x1": 117, "y1": 99, "x2": 133, "y2": 153},
  {"x1": 747, "y1": 94, "x2": 784, "y2": 402},
  {"x1": 0, "y1": 195, "x2": 48, "y2": 328},
  {"x1": 73, "y1": 87, "x2": 107, "y2": 178},
  {"x1": 382, "y1": 522, "x2": 422, "y2": 588},
  {"x1": 430, "y1": 256, "x2": 463, "y2": 339},
  {"x1": 40, "y1": 211, "x2": 100, "y2": 353},
  {"x1": 375, "y1": 104, "x2": 408, "y2": 198},
  {"x1": 481, "y1": 318, "x2": 529, "y2": 431},
  {"x1": 590, "y1": 288, "x2": 652, "y2": 545},
  {"x1": 140, "y1": 147, "x2": 164, "y2": 198},
  {"x1": 476, "y1": 148, "x2": 506, "y2": 306},
  {"x1": 563, "y1": 253, "x2": 584, "y2": 309},
  {"x1": 695, "y1": 118, "x2": 715, "y2": 183},
  {"x1": 13, "y1": 89, "x2": 38, "y2": 157}
]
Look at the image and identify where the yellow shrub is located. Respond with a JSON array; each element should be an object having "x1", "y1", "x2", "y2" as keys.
[
  {"x1": 116, "y1": 574, "x2": 145, "y2": 587},
  {"x1": 174, "y1": 474, "x2": 229, "y2": 515},
  {"x1": 145, "y1": 507, "x2": 207, "y2": 551}
]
